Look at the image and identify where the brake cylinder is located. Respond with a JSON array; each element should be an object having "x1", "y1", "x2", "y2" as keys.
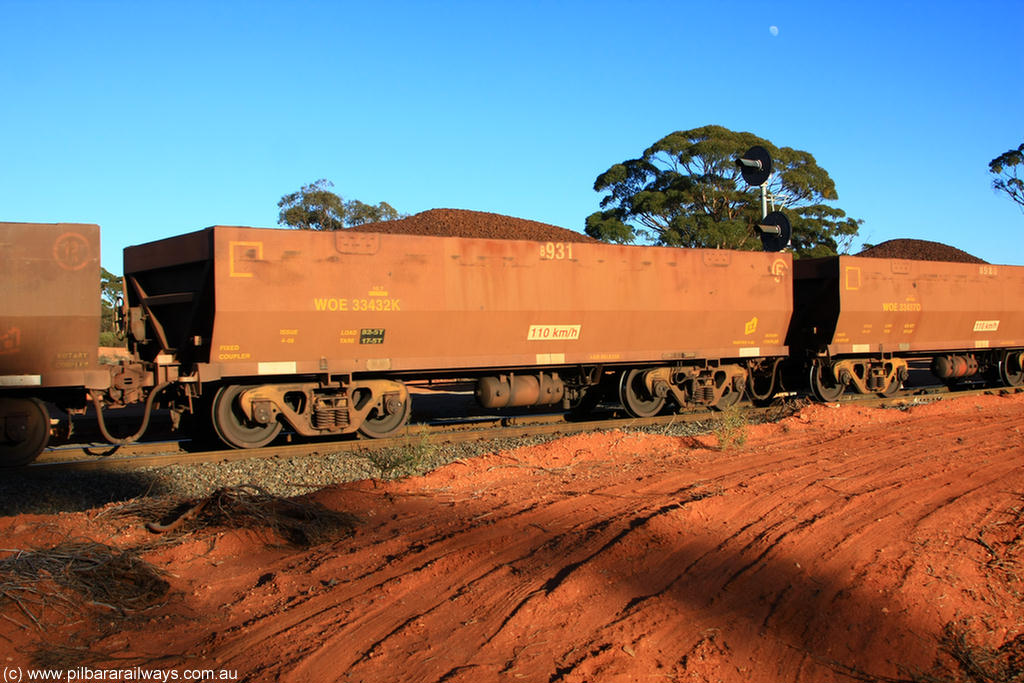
[
  {"x1": 475, "y1": 373, "x2": 565, "y2": 408},
  {"x1": 931, "y1": 354, "x2": 978, "y2": 379}
]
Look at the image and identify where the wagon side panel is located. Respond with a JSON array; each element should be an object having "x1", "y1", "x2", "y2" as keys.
[
  {"x1": 829, "y1": 256, "x2": 1024, "y2": 355},
  {"x1": 197, "y1": 227, "x2": 792, "y2": 378},
  {"x1": 0, "y1": 222, "x2": 106, "y2": 390}
]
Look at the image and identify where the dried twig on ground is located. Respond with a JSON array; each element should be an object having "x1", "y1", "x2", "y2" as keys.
[
  {"x1": 0, "y1": 542, "x2": 169, "y2": 628},
  {"x1": 968, "y1": 494, "x2": 1024, "y2": 599},
  {"x1": 765, "y1": 396, "x2": 811, "y2": 422},
  {"x1": 910, "y1": 621, "x2": 1024, "y2": 683},
  {"x1": 113, "y1": 485, "x2": 360, "y2": 547}
]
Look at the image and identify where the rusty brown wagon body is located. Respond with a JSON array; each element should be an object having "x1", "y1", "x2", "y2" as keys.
[
  {"x1": 0, "y1": 222, "x2": 108, "y2": 390},
  {"x1": 123, "y1": 226, "x2": 794, "y2": 447},
  {"x1": 0, "y1": 222, "x2": 111, "y2": 464},
  {"x1": 790, "y1": 255, "x2": 1024, "y2": 399},
  {"x1": 7, "y1": 216, "x2": 1023, "y2": 465}
]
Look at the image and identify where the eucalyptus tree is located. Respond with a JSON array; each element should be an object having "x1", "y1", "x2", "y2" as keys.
[
  {"x1": 585, "y1": 125, "x2": 861, "y2": 257},
  {"x1": 989, "y1": 142, "x2": 1024, "y2": 212},
  {"x1": 278, "y1": 179, "x2": 403, "y2": 230}
]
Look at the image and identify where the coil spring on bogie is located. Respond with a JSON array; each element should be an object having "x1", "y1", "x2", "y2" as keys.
[
  {"x1": 694, "y1": 385, "x2": 716, "y2": 403},
  {"x1": 313, "y1": 408, "x2": 349, "y2": 429},
  {"x1": 868, "y1": 367, "x2": 888, "y2": 391}
]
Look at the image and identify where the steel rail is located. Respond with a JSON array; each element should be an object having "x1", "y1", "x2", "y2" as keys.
[{"x1": 21, "y1": 384, "x2": 1018, "y2": 474}]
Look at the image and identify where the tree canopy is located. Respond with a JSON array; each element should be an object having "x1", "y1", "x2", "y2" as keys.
[
  {"x1": 277, "y1": 179, "x2": 404, "y2": 230},
  {"x1": 989, "y1": 142, "x2": 1024, "y2": 212},
  {"x1": 585, "y1": 125, "x2": 861, "y2": 257},
  {"x1": 100, "y1": 267, "x2": 123, "y2": 346}
]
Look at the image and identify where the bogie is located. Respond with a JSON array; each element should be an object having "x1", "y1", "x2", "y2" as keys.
[{"x1": 207, "y1": 379, "x2": 412, "y2": 449}]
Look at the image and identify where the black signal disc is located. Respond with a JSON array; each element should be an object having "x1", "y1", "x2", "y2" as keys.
[
  {"x1": 757, "y1": 211, "x2": 791, "y2": 252},
  {"x1": 737, "y1": 145, "x2": 772, "y2": 186}
]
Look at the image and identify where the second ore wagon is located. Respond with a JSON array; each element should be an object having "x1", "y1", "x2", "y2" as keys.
[{"x1": 122, "y1": 226, "x2": 794, "y2": 448}]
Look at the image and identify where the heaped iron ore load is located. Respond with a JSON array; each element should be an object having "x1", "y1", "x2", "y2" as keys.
[
  {"x1": 120, "y1": 226, "x2": 793, "y2": 448},
  {"x1": 856, "y1": 238, "x2": 987, "y2": 264},
  {"x1": 349, "y1": 208, "x2": 599, "y2": 243}
]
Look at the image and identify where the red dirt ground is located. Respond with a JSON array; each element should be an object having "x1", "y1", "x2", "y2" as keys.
[{"x1": 3, "y1": 393, "x2": 1023, "y2": 681}]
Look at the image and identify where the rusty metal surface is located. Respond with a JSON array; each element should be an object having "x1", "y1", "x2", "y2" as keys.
[
  {"x1": 476, "y1": 373, "x2": 566, "y2": 408},
  {"x1": 124, "y1": 227, "x2": 793, "y2": 380},
  {"x1": 792, "y1": 256, "x2": 1024, "y2": 356},
  {"x1": 122, "y1": 228, "x2": 214, "y2": 367},
  {"x1": 122, "y1": 227, "x2": 211, "y2": 272},
  {"x1": 0, "y1": 222, "x2": 107, "y2": 390}
]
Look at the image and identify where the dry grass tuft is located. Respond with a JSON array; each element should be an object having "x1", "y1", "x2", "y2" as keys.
[
  {"x1": 906, "y1": 496, "x2": 1024, "y2": 683},
  {"x1": 823, "y1": 622, "x2": 1023, "y2": 683},
  {"x1": 969, "y1": 495, "x2": 1024, "y2": 598},
  {"x1": 909, "y1": 621, "x2": 1024, "y2": 683},
  {"x1": 712, "y1": 407, "x2": 748, "y2": 451},
  {"x1": 361, "y1": 436, "x2": 436, "y2": 480}
]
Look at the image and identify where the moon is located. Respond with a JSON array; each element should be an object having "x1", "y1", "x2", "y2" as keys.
[{"x1": 769, "y1": 25, "x2": 779, "y2": 36}]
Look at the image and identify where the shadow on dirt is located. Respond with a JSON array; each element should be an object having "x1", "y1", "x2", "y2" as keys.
[
  {"x1": 135, "y1": 460, "x2": 1020, "y2": 683},
  {"x1": 0, "y1": 468, "x2": 173, "y2": 517}
]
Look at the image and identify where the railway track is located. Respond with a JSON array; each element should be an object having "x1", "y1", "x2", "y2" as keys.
[{"x1": 22, "y1": 383, "x2": 1017, "y2": 474}]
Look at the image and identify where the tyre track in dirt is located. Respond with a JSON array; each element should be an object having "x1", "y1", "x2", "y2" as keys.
[
  {"x1": 6, "y1": 394, "x2": 1022, "y2": 682},
  {"x1": 205, "y1": 395, "x2": 1007, "y2": 679},
  {"x1": 202, "y1": 480, "x2": 724, "y2": 680},
  {"x1": 162, "y1": 398, "x2": 1019, "y2": 680}
]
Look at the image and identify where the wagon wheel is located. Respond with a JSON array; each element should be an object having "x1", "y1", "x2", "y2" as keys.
[
  {"x1": 746, "y1": 360, "x2": 779, "y2": 406},
  {"x1": 998, "y1": 350, "x2": 1024, "y2": 387},
  {"x1": 809, "y1": 360, "x2": 845, "y2": 402},
  {"x1": 210, "y1": 385, "x2": 282, "y2": 449},
  {"x1": 618, "y1": 369, "x2": 665, "y2": 418},
  {"x1": 878, "y1": 372, "x2": 902, "y2": 397},
  {"x1": 713, "y1": 383, "x2": 745, "y2": 411},
  {"x1": 0, "y1": 397, "x2": 50, "y2": 467},
  {"x1": 358, "y1": 393, "x2": 412, "y2": 439}
]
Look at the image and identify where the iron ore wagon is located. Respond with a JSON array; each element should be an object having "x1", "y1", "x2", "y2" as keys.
[
  {"x1": 788, "y1": 255, "x2": 1024, "y2": 399},
  {"x1": 0, "y1": 222, "x2": 113, "y2": 464},
  {"x1": 120, "y1": 226, "x2": 794, "y2": 449}
]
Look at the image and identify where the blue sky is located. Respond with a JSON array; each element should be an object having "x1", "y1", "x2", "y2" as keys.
[{"x1": 2, "y1": 0, "x2": 1021, "y2": 273}]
